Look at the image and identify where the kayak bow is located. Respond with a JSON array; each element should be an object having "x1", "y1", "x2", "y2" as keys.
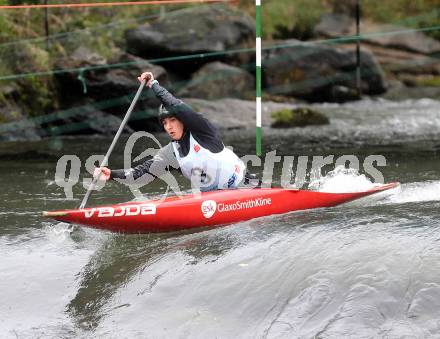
[{"x1": 43, "y1": 183, "x2": 399, "y2": 233}]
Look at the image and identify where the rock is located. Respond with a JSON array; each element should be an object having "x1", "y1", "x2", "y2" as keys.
[
  {"x1": 366, "y1": 25, "x2": 440, "y2": 55},
  {"x1": 397, "y1": 74, "x2": 440, "y2": 88},
  {"x1": 383, "y1": 84, "x2": 440, "y2": 101},
  {"x1": 315, "y1": 13, "x2": 355, "y2": 37},
  {"x1": 181, "y1": 98, "x2": 299, "y2": 130},
  {"x1": 54, "y1": 50, "x2": 168, "y2": 129},
  {"x1": 0, "y1": 102, "x2": 43, "y2": 141},
  {"x1": 263, "y1": 39, "x2": 386, "y2": 102},
  {"x1": 398, "y1": 74, "x2": 419, "y2": 87},
  {"x1": 182, "y1": 98, "x2": 329, "y2": 131},
  {"x1": 385, "y1": 53, "x2": 440, "y2": 76},
  {"x1": 0, "y1": 83, "x2": 46, "y2": 141},
  {"x1": 71, "y1": 46, "x2": 107, "y2": 66},
  {"x1": 331, "y1": 85, "x2": 361, "y2": 102},
  {"x1": 55, "y1": 48, "x2": 166, "y2": 101},
  {"x1": 54, "y1": 47, "x2": 109, "y2": 103},
  {"x1": 334, "y1": 43, "x2": 440, "y2": 80},
  {"x1": 86, "y1": 53, "x2": 169, "y2": 130},
  {"x1": 271, "y1": 107, "x2": 329, "y2": 128},
  {"x1": 343, "y1": 44, "x2": 440, "y2": 72},
  {"x1": 177, "y1": 62, "x2": 254, "y2": 99},
  {"x1": 125, "y1": 4, "x2": 255, "y2": 74},
  {"x1": 182, "y1": 98, "x2": 254, "y2": 130},
  {"x1": 47, "y1": 109, "x2": 134, "y2": 136},
  {"x1": 316, "y1": 13, "x2": 440, "y2": 55},
  {"x1": 0, "y1": 84, "x2": 20, "y2": 103},
  {"x1": 87, "y1": 53, "x2": 168, "y2": 100}
]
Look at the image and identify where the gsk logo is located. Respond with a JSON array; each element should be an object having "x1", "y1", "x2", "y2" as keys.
[{"x1": 201, "y1": 200, "x2": 217, "y2": 219}]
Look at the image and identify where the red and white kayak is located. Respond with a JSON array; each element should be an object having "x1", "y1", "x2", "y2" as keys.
[{"x1": 43, "y1": 183, "x2": 399, "y2": 233}]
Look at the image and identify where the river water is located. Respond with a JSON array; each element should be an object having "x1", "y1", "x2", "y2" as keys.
[{"x1": 1, "y1": 98, "x2": 440, "y2": 338}]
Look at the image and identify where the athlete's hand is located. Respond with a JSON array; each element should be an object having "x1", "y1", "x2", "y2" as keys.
[
  {"x1": 93, "y1": 167, "x2": 111, "y2": 181},
  {"x1": 138, "y1": 72, "x2": 154, "y2": 87}
]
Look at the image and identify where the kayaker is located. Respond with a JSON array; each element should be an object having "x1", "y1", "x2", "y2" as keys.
[{"x1": 95, "y1": 71, "x2": 247, "y2": 191}]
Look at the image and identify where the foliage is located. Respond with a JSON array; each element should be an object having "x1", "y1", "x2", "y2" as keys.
[
  {"x1": 271, "y1": 108, "x2": 294, "y2": 125},
  {"x1": 363, "y1": 0, "x2": 440, "y2": 40},
  {"x1": 8, "y1": 0, "x2": 40, "y2": 4},
  {"x1": 18, "y1": 75, "x2": 57, "y2": 116},
  {"x1": 269, "y1": 0, "x2": 323, "y2": 40},
  {"x1": 0, "y1": 40, "x2": 56, "y2": 115},
  {"x1": 238, "y1": 0, "x2": 324, "y2": 40},
  {"x1": 415, "y1": 76, "x2": 440, "y2": 87},
  {"x1": 271, "y1": 107, "x2": 330, "y2": 128},
  {"x1": 0, "y1": 0, "x2": 13, "y2": 42},
  {"x1": 239, "y1": 0, "x2": 440, "y2": 41},
  {"x1": 326, "y1": 0, "x2": 440, "y2": 40}
]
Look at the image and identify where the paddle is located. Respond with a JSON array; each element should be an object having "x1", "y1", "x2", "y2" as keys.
[{"x1": 79, "y1": 79, "x2": 147, "y2": 209}]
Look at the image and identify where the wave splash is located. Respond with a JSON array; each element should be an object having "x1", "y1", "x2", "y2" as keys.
[{"x1": 309, "y1": 166, "x2": 379, "y2": 193}]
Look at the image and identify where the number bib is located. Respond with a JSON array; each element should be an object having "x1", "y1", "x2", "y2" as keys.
[{"x1": 172, "y1": 133, "x2": 244, "y2": 191}]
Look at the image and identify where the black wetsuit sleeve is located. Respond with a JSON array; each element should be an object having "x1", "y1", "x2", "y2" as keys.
[
  {"x1": 110, "y1": 168, "x2": 127, "y2": 180},
  {"x1": 110, "y1": 143, "x2": 179, "y2": 180},
  {"x1": 110, "y1": 160, "x2": 155, "y2": 180},
  {"x1": 152, "y1": 82, "x2": 224, "y2": 153}
]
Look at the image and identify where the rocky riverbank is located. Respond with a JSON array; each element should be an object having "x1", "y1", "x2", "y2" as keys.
[{"x1": 1, "y1": 4, "x2": 440, "y2": 141}]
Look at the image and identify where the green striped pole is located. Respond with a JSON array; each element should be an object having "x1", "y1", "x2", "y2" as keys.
[{"x1": 256, "y1": 0, "x2": 262, "y2": 156}]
